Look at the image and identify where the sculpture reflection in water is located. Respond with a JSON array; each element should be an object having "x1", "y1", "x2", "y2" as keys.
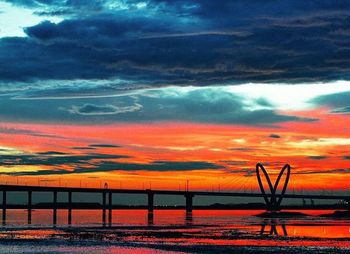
[{"x1": 259, "y1": 219, "x2": 288, "y2": 236}]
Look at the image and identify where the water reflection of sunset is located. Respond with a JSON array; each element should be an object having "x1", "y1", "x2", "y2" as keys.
[{"x1": 1, "y1": 210, "x2": 350, "y2": 248}]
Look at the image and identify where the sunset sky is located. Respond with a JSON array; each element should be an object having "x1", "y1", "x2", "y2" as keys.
[{"x1": 0, "y1": 1, "x2": 350, "y2": 193}]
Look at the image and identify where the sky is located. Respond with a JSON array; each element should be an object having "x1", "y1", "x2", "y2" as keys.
[{"x1": 0, "y1": 0, "x2": 350, "y2": 197}]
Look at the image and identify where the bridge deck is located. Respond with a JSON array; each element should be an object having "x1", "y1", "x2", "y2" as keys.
[
  {"x1": 0, "y1": 184, "x2": 348, "y2": 200},
  {"x1": 0, "y1": 184, "x2": 348, "y2": 225}
]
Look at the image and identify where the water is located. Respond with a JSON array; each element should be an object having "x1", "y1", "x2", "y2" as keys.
[{"x1": 1, "y1": 209, "x2": 350, "y2": 253}]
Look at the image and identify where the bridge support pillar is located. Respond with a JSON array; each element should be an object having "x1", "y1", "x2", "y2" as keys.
[
  {"x1": 28, "y1": 191, "x2": 32, "y2": 224},
  {"x1": 68, "y1": 191, "x2": 72, "y2": 225},
  {"x1": 185, "y1": 193, "x2": 194, "y2": 212},
  {"x1": 147, "y1": 192, "x2": 154, "y2": 212},
  {"x1": 108, "y1": 192, "x2": 112, "y2": 225},
  {"x1": 2, "y1": 191, "x2": 6, "y2": 225},
  {"x1": 53, "y1": 191, "x2": 57, "y2": 225},
  {"x1": 102, "y1": 191, "x2": 106, "y2": 226}
]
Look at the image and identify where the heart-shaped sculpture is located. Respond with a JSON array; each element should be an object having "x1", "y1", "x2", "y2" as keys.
[{"x1": 256, "y1": 163, "x2": 291, "y2": 211}]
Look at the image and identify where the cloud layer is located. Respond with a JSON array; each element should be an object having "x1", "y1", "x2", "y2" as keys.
[
  {"x1": 312, "y1": 91, "x2": 350, "y2": 114},
  {"x1": 0, "y1": 87, "x2": 316, "y2": 125},
  {"x1": 0, "y1": 0, "x2": 350, "y2": 94},
  {"x1": 0, "y1": 150, "x2": 223, "y2": 176}
]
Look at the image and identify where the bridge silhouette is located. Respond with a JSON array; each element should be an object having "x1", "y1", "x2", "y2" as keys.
[{"x1": 0, "y1": 163, "x2": 349, "y2": 225}]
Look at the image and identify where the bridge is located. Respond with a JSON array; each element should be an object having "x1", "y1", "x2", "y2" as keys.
[{"x1": 0, "y1": 163, "x2": 349, "y2": 225}]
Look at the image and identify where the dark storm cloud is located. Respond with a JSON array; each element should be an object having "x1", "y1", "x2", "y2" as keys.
[
  {"x1": 7, "y1": 160, "x2": 224, "y2": 175},
  {"x1": 72, "y1": 146, "x2": 96, "y2": 150},
  {"x1": 308, "y1": 156, "x2": 328, "y2": 160},
  {"x1": 75, "y1": 160, "x2": 224, "y2": 173},
  {"x1": 0, "y1": 153, "x2": 129, "y2": 167},
  {"x1": 1, "y1": 0, "x2": 350, "y2": 91},
  {"x1": 68, "y1": 103, "x2": 142, "y2": 115},
  {"x1": 0, "y1": 145, "x2": 223, "y2": 175},
  {"x1": 37, "y1": 151, "x2": 67, "y2": 155},
  {"x1": 311, "y1": 91, "x2": 350, "y2": 114},
  {"x1": 90, "y1": 144, "x2": 121, "y2": 148}
]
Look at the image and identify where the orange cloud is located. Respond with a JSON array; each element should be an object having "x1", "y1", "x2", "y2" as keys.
[{"x1": 0, "y1": 107, "x2": 349, "y2": 191}]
